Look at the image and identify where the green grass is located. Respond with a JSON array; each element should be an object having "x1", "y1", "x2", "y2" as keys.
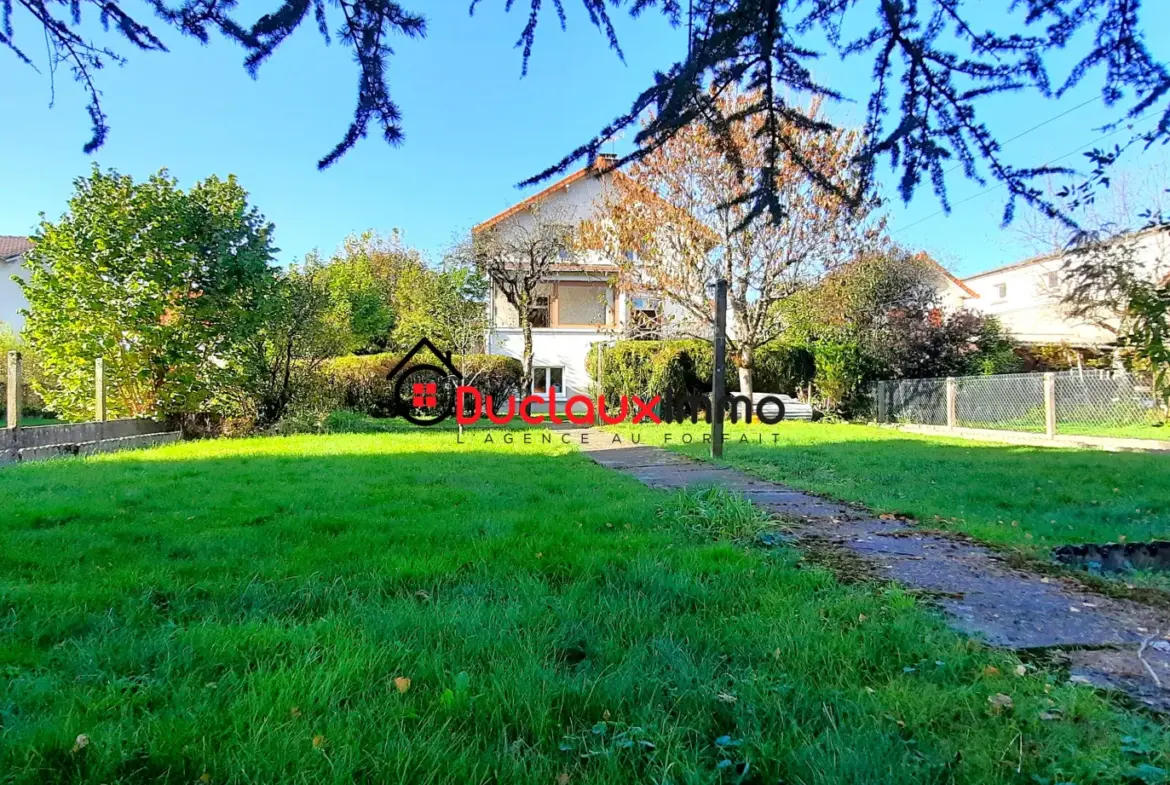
[
  {"x1": 1054, "y1": 420, "x2": 1170, "y2": 441},
  {"x1": 610, "y1": 421, "x2": 1170, "y2": 557},
  {"x1": 0, "y1": 428, "x2": 1167, "y2": 784}
]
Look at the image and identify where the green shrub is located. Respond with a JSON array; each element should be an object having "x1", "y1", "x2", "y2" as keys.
[
  {"x1": 587, "y1": 340, "x2": 814, "y2": 402},
  {"x1": 315, "y1": 352, "x2": 403, "y2": 417},
  {"x1": 307, "y1": 352, "x2": 521, "y2": 418},
  {"x1": 587, "y1": 341, "x2": 689, "y2": 403},
  {"x1": 753, "y1": 344, "x2": 816, "y2": 394},
  {"x1": 812, "y1": 340, "x2": 870, "y2": 412},
  {"x1": 460, "y1": 355, "x2": 523, "y2": 406}
]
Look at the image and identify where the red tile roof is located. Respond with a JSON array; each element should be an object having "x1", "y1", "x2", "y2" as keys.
[
  {"x1": 913, "y1": 252, "x2": 979, "y2": 299},
  {"x1": 0, "y1": 236, "x2": 32, "y2": 260}
]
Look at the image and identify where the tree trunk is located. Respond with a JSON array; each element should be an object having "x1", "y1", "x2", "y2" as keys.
[
  {"x1": 737, "y1": 345, "x2": 754, "y2": 397},
  {"x1": 519, "y1": 313, "x2": 534, "y2": 393}
]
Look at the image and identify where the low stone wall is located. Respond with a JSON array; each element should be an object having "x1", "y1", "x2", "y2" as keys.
[{"x1": 0, "y1": 419, "x2": 181, "y2": 466}]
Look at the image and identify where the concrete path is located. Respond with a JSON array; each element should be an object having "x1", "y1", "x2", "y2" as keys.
[{"x1": 577, "y1": 432, "x2": 1170, "y2": 711}]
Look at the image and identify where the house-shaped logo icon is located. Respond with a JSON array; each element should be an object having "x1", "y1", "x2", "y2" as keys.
[{"x1": 388, "y1": 338, "x2": 463, "y2": 427}]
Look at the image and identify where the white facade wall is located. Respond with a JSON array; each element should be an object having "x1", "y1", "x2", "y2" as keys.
[
  {"x1": 960, "y1": 231, "x2": 1169, "y2": 346},
  {"x1": 486, "y1": 329, "x2": 603, "y2": 399},
  {"x1": 0, "y1": 258, "x2": 29, "y2": 332}
]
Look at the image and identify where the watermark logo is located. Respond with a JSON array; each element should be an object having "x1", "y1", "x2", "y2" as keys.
[
  {"x1": 387, "y1": 338, "x2": 462, "y2": 426},
  {"x1": 388, "y1": 338, "x2": 787, "y2": 427}
]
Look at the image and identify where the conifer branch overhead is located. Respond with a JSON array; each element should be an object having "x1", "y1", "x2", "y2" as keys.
[{"x1": 5, "y1": 0, "x2": 1168, "y2": 215}]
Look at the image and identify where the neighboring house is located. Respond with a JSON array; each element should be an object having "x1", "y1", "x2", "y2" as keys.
[
  {"x1": 0, "y1": 236, "x2": 33, "y2": 332},
  {"x1": 476, "y1": 155, "x2": 681, "y2": 400},
  {"x1": 916, "y1": 252, "x2": 980, "y2": 311},
  {"x1": 958, "y1": 227, "x2": 1170, "y2": 347}
]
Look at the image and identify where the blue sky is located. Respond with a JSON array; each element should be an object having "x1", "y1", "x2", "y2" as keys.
[{"x1": 2, "y1": 2, "x2": 1167, "y2": 278}]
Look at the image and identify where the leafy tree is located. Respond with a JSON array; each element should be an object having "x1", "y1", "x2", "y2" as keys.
[
  {"x1": 392, "y1": 260, "x2": 488, "y2": 353},
  {"x1": 585, "y1": 91, "x2": 881, "y2": 394},
  {"x1": 462, "y1": 209, "x2": 573, "y2": 389},
  {"x1": 12, "y1": 1, "x2": 1166, "y2": 219},
  {"x1": 781, "y1": 249, "x2": 1020, "y2": 409},
  {"x1": 229, "y1": 259, "x2": 352, "y2": 427},
  {"x1": 19, "y1": 167, "x2": 276, "y2": 420},
  {"x1": 318, "y1": 248, "x2": 395, "y2": 355}
]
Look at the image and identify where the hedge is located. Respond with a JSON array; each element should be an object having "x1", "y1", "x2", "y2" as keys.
[
  {"x1": 587, "y1": 340, "x2": 814, "y2": 401},
  {"x1": 311, "y1": 352, "x2": 523, "y2": 417}
]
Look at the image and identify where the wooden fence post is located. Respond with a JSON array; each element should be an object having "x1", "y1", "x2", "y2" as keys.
[
  {"x1": 1043, "y1": 372, "x2": 1057, "y2": 438},
  {"x1": 946, "y1": 377, "x2": 957, "y2": 429},
  {"x1": 95, "y1": 357, "x2": 107, "y2": 423},
  {"x1": 6, "y1": 350, "x2": 21, "y2": 431}
]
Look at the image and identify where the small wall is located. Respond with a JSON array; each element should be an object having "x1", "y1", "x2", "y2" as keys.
[{"x1": 0, "y1": 419, "x2": 180, "y2": 466}]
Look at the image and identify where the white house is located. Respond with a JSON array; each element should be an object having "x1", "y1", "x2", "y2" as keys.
[
  {"x1": 0, "y1": 236, "x2": 33, "y2": 332},
  {"x1": 475, "y1": 155, "x2": 665, "y2": 400},
  {"x1": 958, "y1": 227, "x2": 1170, "y2": 347}
]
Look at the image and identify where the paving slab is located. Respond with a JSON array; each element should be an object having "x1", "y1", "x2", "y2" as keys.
[{"x1": 576, "y1": 430, "x2": 1170, "y2": 711}]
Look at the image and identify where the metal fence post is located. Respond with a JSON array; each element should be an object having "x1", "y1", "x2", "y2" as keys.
[
  {"x1": 6, "y1": 350, "x2": 21, "y2": 431},
  {"x1": 946, "y1": 377, "x2": 957, "y2": 429},
  {"x1": 1043, "y1": 372, "x2": 1056, "y2": 438},
  {"x1": 711, "y1": 279, "x2": 728, "y2": 458},
  {"x1": 95, "y1": 357, "x2": 107, "y2": 423}
]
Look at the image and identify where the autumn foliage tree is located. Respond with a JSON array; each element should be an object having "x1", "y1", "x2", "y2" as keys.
[{"x1": 585, "y1": 92, "x2": 881, "y2": 394}]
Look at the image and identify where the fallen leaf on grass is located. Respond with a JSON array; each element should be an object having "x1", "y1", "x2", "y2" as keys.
[
  {"x1": 557, "y1": 774, "x2": 571, "y2": 785},
  {"x1": 394, "y1": 677, "x2": 412, "y2": 694},
  {"x1": 312, "y1": 735, "x2": 327, "y2": 749},
  {"x1": 716, "y1": 692, "x2": 738, "y2": 704},
  {"x1": 1015, "y1": 665, "x2": 1027, "y2": 676},
  {"x1": 983, "y1": 666, "x2": 1001, "y2": 677},
  {"x1": 988, "y1": 693, "x2": 1014, "y2": 713},
  {"x1": 71, "y1": 734, "x2": 90, "y2": 753}
]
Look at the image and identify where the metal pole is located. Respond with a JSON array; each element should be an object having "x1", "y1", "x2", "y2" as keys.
[
  {"x1": 6, "y1": 351, "x2": 22, "y2": 431},
  {"x1": 712, "y1": 279, "x2": 727, "y2": 458},
  {"x1": 95, "y1": 357, "x2": 107, "y2": 423}
]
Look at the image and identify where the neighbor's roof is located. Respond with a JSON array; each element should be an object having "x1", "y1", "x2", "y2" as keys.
[
  {"x1": 961, "y1": 225, "x2": 1168, "y2": 283},
  {"x1": 0, "y1": 236, "x2": 33, "y2": 261},
  {"x1": 914, "y1": 252, "x2": 979, "y2": 299}
]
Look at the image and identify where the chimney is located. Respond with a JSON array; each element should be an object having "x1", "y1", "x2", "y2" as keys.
[{"x1": 593, "y1": 153, "x2": 618, "y2": 173}]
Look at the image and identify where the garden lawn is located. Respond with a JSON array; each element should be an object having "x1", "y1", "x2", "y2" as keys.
[
  {"x1": 0, "y1": 428, "x2": 1167, "y2": 784},
  {"x1": 612, "y1": 420, "x2": 1170, "y2": 555}
]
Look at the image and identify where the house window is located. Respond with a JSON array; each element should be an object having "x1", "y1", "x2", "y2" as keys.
[
  {"x1": 630, "y1": 295, "x2": 662, "y2": 338},
  {"x1": 1046, "y1": 271, "x2": 1059, "y2": 288},
  {"x1": 528, "y1": 294, "x2": 550, "y2": 328},
  {"x1": 994, "y1": 282, "x2": 1007, "y2": 299},
  {"x1": 558, "y1": 282, "x2": 609, "y2": 326},
  {"x1": 532, "y1": 366, "x2": 564, "y2": 395}
]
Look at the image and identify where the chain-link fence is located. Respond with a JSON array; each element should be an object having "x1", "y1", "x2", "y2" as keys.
[{"x1": 875, "y1": 370, "x2": 1166, "y2": 440}]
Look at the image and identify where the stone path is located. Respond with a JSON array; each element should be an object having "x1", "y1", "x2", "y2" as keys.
[{"x1": 577, "y1": 432, "x2": 1170, "y2": 712}]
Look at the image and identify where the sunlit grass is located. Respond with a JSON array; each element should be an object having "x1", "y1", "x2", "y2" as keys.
[
  {"x1": 0, "y1": 427, "x2": 1166, "y2": 783},
  {"x1": 610, "y1": 420, "x2": 1170, "y2": 556}
]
